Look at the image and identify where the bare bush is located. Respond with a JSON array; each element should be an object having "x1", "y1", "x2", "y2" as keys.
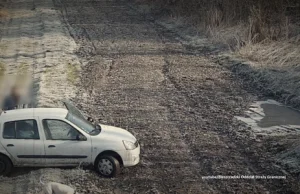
[
  {"x1": 137, "y1": 0, "x2": 299, "y2": 67},
  {"x1": 138, "y1": 0, "x2": 299, "y2": 43},
  {"x1": 134, "y1": 0, "x2": 300, "y2": 107}
]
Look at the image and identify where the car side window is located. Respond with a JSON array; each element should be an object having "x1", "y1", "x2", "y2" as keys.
[
  {"x1": 3, "y1": 120, "x2": 39, "y2": 139},
  {"x1": 42, "y1": 119, "x2": 82, "y2": 140},
  {"x1": 3, "y1": 122, "x2": 15, "y2": 139}
]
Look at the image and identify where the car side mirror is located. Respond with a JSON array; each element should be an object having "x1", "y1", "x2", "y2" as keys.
[
  {"x1": 87, "y1": 117, "x2": 94, "y2": 123},
  {"x1": 76, "y1": 134, "x2": 87, "y2": 141}
]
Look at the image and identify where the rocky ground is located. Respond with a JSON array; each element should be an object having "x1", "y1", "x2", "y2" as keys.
[{"x1": 0, "y1": 0, "x2": 299, "y2": 193}]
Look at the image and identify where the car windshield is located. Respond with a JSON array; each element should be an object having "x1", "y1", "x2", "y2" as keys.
[{"x1": 66, "y1": 113, "x2": 96, "y2": 134}]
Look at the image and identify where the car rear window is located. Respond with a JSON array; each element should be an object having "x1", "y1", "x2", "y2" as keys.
[{"x1": 3, "y1": 120, "x2": 40, "y2": 139}]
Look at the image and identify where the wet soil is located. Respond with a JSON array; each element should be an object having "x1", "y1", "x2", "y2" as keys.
[{"x1": 259, "y1": 104, "x2": 300, "y2": 128}]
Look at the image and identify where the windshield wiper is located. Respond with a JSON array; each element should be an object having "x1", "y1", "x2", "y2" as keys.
[{"x1": 89, "y1": 129, "x2": 98, "y2": 134}]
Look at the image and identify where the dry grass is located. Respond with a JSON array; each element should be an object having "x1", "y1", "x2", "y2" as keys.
[
  {"x1": 66, "y1": 63, "x2": 80, "y2": 85},
  {"x1": 138, "y1": 0, "x2": 300, "y2": 47},
  {"x1": 238, "y1": 39, "x2": 300, "y2": 68},
  {"x1": 137, "y1": 0, "x2": 299, "y2": 45},
  {"x1": 136, "y1": 0, "x2": 300, "y2": 106}
]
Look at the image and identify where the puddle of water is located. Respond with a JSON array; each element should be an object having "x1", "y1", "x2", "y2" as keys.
[
  {"x1": 235, "y1": 99, "x2": 300, "y2": 136},
  {"x1": 258, "y1": 103, "x2": 300, "y2": 128}
]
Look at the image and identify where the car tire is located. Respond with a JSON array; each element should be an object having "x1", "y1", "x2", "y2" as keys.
[
  {"x1": 0, "y1": 155, "x2": 12, "y2": 176},
  {"x1": 95, "y1": 155, "x2": 120, "y2": 178}
]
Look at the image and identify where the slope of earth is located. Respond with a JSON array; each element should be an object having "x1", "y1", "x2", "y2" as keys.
[
  {"x1": 0, "y1": 0, "x2": 79, "y2": 107},
  {"x1": 55, "y1": 0, "x2": 300, "y2": 193},
  {"x1": 0, "y1": 0, "x2": 82, "y2": 193}
]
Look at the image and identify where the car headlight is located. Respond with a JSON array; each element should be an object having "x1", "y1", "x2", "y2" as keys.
[{"x1": 123, "y1": 140, "x2": 137, "y2": 150}]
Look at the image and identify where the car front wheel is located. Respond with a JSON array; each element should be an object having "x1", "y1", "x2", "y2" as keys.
[{"x1": 95, "y1": 155, "x2": 120, "y2": 178}]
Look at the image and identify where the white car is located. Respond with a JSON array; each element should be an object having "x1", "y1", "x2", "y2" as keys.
[{"x1": 0, "y1": 101, "x2": 140, "y2": 177}]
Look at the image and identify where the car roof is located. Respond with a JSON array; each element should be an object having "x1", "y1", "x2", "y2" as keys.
[{"x1": 0, "y1": 108, "x2": 68, "y2": 121}]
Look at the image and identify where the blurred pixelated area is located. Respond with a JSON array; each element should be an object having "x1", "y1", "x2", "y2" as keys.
[{"x1": 0, "y1": 67, "x2": 33, "y2": 111}]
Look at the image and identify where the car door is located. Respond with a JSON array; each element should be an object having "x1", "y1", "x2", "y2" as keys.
[
  {"x1": 0, "y1": 117, "x2": 45, "y2": 165},
  {"x1": 41, "y1": 118, "x2": 92, "y2": 165},
  {"x1": 62, "y1": 100, "x2": 86, "y2": 120}
]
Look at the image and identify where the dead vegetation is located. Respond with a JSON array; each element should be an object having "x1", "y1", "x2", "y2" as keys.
[
  {"x1": 134, "y1": 0, "x2": 300, "y2": 107},
  {"x1": 137, "y1": 0, "x2": 300, "y2": 54},
  {"x1": 137, "y1": 0, "x2": 299, "y2": 43},
  {"x1": 66, "y1": 62, "x2": 80, "y2": 85}
]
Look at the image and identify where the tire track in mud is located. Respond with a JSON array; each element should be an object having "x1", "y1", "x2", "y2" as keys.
[
  {"x1": 124, "y1": 3, "x2": 279, "y2": 193},
  {"x1": 153, "y1": 15, "x2": 300, "y2": 194},
  {"x1": 138, "y1": 5, "x2": 300, "y2": 192},
  {"x1": 153, "y1": 23, "x2": 272, "y2": 193},
  {"x1": 56, "y1": 0, "x2": 215, "y2": 193},
  {"x1": 158, "y1": 38, "x2": 294, "y2": 193},
  {"x1": 55, "y1": 0, "x2": 268, "y2": 193}
]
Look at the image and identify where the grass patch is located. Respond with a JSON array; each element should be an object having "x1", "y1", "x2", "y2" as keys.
[
  {"x1": 17, "y1": 63, "x2": 29, "y2": 74},
  {"x1": 66, "y1": 63, "x2": 80, "y2": 85}
]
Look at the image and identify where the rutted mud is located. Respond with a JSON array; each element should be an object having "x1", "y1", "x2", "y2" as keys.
[
  {"x1": 57, "y1": 0, "x2": 299, "y2": 193},
  {"x1": 0, "y1": 0, "x2": 299, "y2": 193}
]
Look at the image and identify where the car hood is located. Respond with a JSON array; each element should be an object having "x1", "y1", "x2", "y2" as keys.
[{"x1": 98, "y1": 124, "x2": 137, "y2": 142}]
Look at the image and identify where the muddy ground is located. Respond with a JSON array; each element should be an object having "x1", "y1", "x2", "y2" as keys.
[
  {"x1": 57, "y1": 0, "x2": 299, "y2": 193},
  {"x1": 0, "y1": 0, "x2": 300, "y2": 193}
]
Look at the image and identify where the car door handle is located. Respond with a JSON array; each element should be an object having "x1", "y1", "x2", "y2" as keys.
[
  {"x1": 48, "y1": 145, "x2": 55, "y2": 148},
  {"x1": 7, "y1": 144, "x2": 14, "y2": 147}
]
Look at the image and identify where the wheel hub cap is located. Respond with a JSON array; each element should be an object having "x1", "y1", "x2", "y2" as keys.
[{"x1": 98, "y1": 159, "x2": 113, "y2": 175}]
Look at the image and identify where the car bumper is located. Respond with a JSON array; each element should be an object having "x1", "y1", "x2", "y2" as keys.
[{"x1": 118, "y1": 145, "x2": 140, "y2": 167}]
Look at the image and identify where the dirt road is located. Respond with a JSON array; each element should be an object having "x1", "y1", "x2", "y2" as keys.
[
  {"x1": 0, "y1": 0, "x2": 299, "y2": 193},
  {"x1": 54, "y1": 0, "x2": 299, "y2": 193}
]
